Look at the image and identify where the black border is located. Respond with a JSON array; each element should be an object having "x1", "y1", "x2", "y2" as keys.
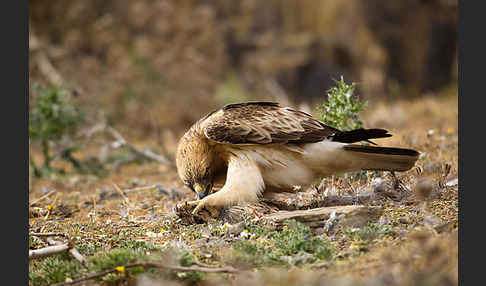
[
  {"x1": 0, "y1": 0, "x2": 29, "y2": 284},
  {"x1": 459, "y1": 1, "x2": 480, "y2": 285}
]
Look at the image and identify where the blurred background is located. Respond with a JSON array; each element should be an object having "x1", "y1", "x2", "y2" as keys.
[{"x1": 29, "y1": 0, "x2": 457, "y2": 141}]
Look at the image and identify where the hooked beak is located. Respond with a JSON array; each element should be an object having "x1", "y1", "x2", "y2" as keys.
[{"x1": 194, "y1": 183, "x2": 210, "y2": 200}]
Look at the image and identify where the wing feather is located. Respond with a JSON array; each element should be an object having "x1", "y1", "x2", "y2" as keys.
[{"x1": 201, "y1": 102, "x2": 340, "y2": 145}]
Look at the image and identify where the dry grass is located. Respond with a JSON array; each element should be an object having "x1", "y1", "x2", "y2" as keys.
[{"x1": 29, "y1": 87, "x2": 458, "y2": 286}]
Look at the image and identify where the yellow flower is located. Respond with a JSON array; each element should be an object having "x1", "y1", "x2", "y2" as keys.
[
  {"x1": 115, "y1": 266, "x2": 125, "y2": 273},
  {"x1": 160, "y1": 228, "x2": 166, "y2": 233},
  {"x1": 282, "y1": 225, "x2": 288, "y2": 230},
  {"x1": 240, "y1": 229, "x2": 250, "y2": 238},
  {"x1": 349, "y1": 243, "x2": 359, "y2": 249},
  {"x1": 47, "y1": 205, "x2": 54, "y2": 211}
]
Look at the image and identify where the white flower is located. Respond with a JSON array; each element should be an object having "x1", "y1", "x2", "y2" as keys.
[
  {"x1": 146, "y1": 231, "x2": 156, "y2": 238},
  {"x1": 240, "y1": 229, "x2": 250, "y2": 238}
]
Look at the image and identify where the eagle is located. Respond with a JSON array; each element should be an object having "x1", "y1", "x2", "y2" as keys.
[{"x1": 175, "y1": 102, "x2": 419, "y2": 215}]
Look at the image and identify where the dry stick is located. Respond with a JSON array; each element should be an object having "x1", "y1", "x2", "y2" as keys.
[
  {"x1": 105, "y1": 126, "x2": 175, "y2": 168},
  {"x1": 124, "y1": 184, "x2": 160, "y2": 194},
  {"x1": 29, "y1": 232, "x2": 67, "y2": 238},
  {"x1": 29, "y1": 244, "x2": 70, "y2": 259},
  {"x1": 29, "y1": 190, "x2": 56, "y2": 207},
  {"x1": 50, "y1": 263, "x2": 242, "y2": 286},
  {"x1": 113, "y1": 183, "x2": 131, "y2": 206},
  {"x1": 46, "y1": 238, "x2": 89, "y2": 269},
  {"x1": 31, "y1": 32, "x2": 83, "y2": 97}
]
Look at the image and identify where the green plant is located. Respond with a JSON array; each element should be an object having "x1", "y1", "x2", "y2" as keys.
[
  {"x1": 89, "y1": 249, "x2": 145, "y2": 285},
  {"x1": 232, "y1": 220, "x2": 334, "y2": 267},
  {"x1": 343, "y1": 222, "x2": 396, "y2": 241},
  {"x1": 176, "y1": 250, "x2": 207, "y2": 283},
  {"x1": 29, "y1": 256, "x2": 87, "y2": 285},
  {"x1": 317, "y1": 76, "x2": 367, "y2": 131},
  {"x1": 29, "y1": 84, "x2": 84, "y2": 176}
]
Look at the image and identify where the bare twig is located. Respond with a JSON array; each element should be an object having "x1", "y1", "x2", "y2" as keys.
[
  {"x1": 29, "y1": 190, "x2": 56, "y2": 207},
  {"x1": 36, "y1": 52, "x2": 64, "y2": 87},
  {"x1": 29, "y1": 232, "x2": 67, "y2": 238},
  {"x1": 30, "y1": 31, "x2": 84, "y2": 97},
  {"x1": 105, "y1": 126, "x2": 175, "y2": 167},
  {"x1": 50, "y1": 262, "x2": 242, "y2": 286},
  {"x1": 123, "y1": 184, "x2": 161, "y2": 194},
  {"x1": 29, "y1": 244, "x2": 70, "y2": 259},
  {"x1": 113, "y1": 183, "x2": 131, "y2": 206},
  {"x1": 46, "y1": 238, "x2": 89, "y2": 269}
]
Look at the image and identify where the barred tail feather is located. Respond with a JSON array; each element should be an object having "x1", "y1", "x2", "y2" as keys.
[{"x1": 343, "y1": 144, "x2": 419, "y2": 172}]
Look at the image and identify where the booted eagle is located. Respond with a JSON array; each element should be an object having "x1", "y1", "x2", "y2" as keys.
[{"x1": 176, "y1": 102, "x2": 419, "y2": 215}]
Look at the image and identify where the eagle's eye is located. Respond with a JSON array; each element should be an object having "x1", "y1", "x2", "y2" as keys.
[{"x1": 184, "y1": 181, "x2": 194, "y2": 192}]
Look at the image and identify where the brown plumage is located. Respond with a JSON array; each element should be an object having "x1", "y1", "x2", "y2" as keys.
[{"x1": 176, "y1": 102, "x2": 419, "y2": 215}]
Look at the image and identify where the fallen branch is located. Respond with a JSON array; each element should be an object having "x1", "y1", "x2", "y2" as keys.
[
  {"x1": 29, "y1": 190, "x2": 56, "y2": 207},
  {"x1": 105, "y1": 126, "x2": 175, "y2": 168},
  {"x1": 112, "y1": 183, "x2": 131, "y2": 206},
  {"x1": 50, "y1": 262, "x2": 242, "y2": 286},
  {"x1": 263, "y1": 194, "x2": 382, "y2": 211},
  {"x1": 29, "y1": 244, "x2": 70, "y2": 259},
  {"x1": 30, "y1": 32, "x2": 83, "y2": 97},
  {"x1": 29, "y1": 232, "x2": 67, "y2": 238},
  {"x1": 123, "y1": 184, "x2": 161, "y2": 194},
  {"x1": 46, "y1": 238, "x2": 89, "y2": 269}
]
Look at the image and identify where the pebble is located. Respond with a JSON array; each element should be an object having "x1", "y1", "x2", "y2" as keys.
[{"x1": 399, "y1": 217, "x2": 409, "y2": 224}]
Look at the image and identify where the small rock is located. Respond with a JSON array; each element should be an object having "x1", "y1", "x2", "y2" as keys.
[
  {"x1": 399, "y1": 217, "x2": 409, "y2": 224},
  {"x1": 377, "y1": 216, "x2": 392, "y2": 226},
  {"x1": 424, "y1": 214, "x2": 443, "y2": 228},
  {"x1": 371, "y1": 178, "x2": 388, "y2": 194},
  {"x1": 446, "y1": 178, "x2": 458, "y2": 187}
]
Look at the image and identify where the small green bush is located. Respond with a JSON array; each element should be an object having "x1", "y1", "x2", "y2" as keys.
[
  {"x1": 176, "y1": 250, "x2": 207, "y2": 283},
  {"x1": 232, "y1": 220, "x2": 334, "y2": 267},
  {"x1": 29, "y1": 84, "x2": 109, "y2": 178},
  {"x1": 89, "y1": 249, "x2": 145, "y2": 285},
  {"x1": 29, "y1": 84, "x2": 84, "y2": 176},
  {"x1": 317, "y1": 76, "x2": 367, "y2": 131},
  {"x1": 343, "y1": 222, "x2": 396, "y2": 241},
  {"x1": 29, "y1": 256, "x2": 86, "y2": 285}
]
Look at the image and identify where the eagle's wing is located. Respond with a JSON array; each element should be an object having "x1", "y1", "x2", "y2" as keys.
[{"x1": 200, "y1": 102, "x2": 341, "y2": 145}]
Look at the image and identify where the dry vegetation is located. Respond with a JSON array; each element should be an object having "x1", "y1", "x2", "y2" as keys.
[
  {"x1": 29, "y1": 86, "x2": 458, "y2": 286},
  {"x1": 29, "y1": 1, "x2": 457, "y2": 285}
]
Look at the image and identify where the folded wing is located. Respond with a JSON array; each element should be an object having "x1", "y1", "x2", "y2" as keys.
[{"x1": 201, "y1": 102, "x2": 391, "y2": 145}]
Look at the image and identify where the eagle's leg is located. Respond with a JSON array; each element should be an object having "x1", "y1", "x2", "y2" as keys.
[{"x1": 191, "y1": 157, "x2": 265, "y2": 215}]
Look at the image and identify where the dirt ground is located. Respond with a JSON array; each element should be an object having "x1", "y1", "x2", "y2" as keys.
[{"x1": 29, "y1": 88, "x2": 458, "y2": 286}]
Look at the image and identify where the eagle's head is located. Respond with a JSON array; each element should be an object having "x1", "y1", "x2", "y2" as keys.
[{"x1": 176, "y1": 133, "x2": 215, "y2": 200}]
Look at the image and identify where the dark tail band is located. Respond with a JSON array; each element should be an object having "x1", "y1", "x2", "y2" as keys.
[
  {"x1": 343, "y1": 144, "x2": 420, "y2": 157},
  {"x1": 331, "y1": 128, "x2": 392, "y2": 144}
]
